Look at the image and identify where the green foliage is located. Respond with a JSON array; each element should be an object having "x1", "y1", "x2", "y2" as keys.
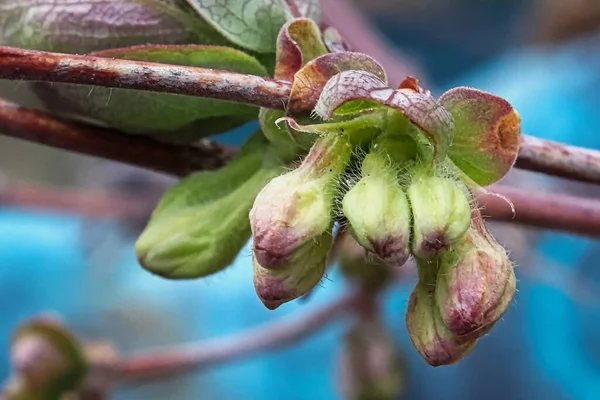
[{"x1": 35, "y1": 45, "x2": 267, "y2": 141}]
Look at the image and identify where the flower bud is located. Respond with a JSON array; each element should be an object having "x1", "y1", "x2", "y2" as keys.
[
  {"x1": 338, "y1": 316, "x2": 406, "y2": 400},
  {"x1": 342, "y1": 152, "x2": 411, "y2": 266},
  {"x1": 250, "y1": 134, "x2": 352, "y2": 269},
  {"x1": 406, "y1": 278, "x2": 477, "y2": 367},
  {"x1": 329, "y1": 229, "x2": 394, "y2": 292},
  {"x1": 11, "y1": 317, "x2": 87, "y2": 396},
  {"x1": 253, "y1": 232, "x2": 333, "y2": 310},
  {"x1": 408, "y1": 172, "x2": 471, "y2": 260},
  {"x1": 435, "y1": 214, "x2": 516, "y2": 338}
]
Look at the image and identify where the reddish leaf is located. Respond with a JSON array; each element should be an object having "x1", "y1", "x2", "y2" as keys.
[
  {"x1": 288, "y1": 52, "x2": 386, "y2": 114},
  {"x1": 274, "y1": 18, "x2": 328, "y2": 81},
  {"x1": 315, "y1": 70, "x2": 454, "y2": 159},
  {"x1": 439, "y1": 87, "x2": 521, "y2": 186}
]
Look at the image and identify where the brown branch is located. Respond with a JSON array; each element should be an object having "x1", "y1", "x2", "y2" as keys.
[
  {"x1": 0, "y1": 46, "x2": 290, "y2": 110},
  {"x1": 481, "y1": 185, "x2": 600, "y2": 237},
  {"x1": 2, "y1": 46, "x2": 599, "y2": 184},
  {"x1": 114, "y1": 289, "x2": 364, "y2": 381},
  {"x1": 515, "y1": 135, "x2": 600, "y2": 185},
  {"x1": 0, "y1": 98, "x2": 235, "y2": 176}
]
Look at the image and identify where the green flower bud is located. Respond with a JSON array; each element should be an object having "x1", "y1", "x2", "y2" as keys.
[
  {"x1": 329, "y1": 229, "x2": 394, "y2": 292},
  {"x1": 406, "y1": 276, "x2": 477, "y2": 367},
  {"x1": 435, "y1": 213, "x2": 516, "y2": 337},
  {"x1": 342, "y1": 152, "x2": 411, "y2": 266},
  {"x1": 338, "y1": 316, "x2": 406, "y2": 400},
  {"x1": 10, "y1": 317, "x2": 87, "y2": 397},
  {"x1": 408, "y1": 171, "x2": 471, "y2": 260},
  {"x1": 250, "y1": 133, "x2": 352, "y2": 269},
  {"x1": 253, "y1": 232, "x2": 333, "y2": 310}
]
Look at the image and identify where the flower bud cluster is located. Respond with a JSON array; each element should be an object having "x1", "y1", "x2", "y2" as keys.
[{"x1": 406, "y1": 211, "x2": 516, "y2": 366}]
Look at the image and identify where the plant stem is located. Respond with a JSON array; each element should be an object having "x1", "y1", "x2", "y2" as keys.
[
  {"x1": 2, "y1": 47, "x2": 599, "y2": 184},
  {"x1": 482, "y1": 185, "x2": 600, "y2": 237},
  {"x1": 515, "y1": 135, "x2": 600, "y2": 185},
  {"x1": 0, "y1": 98, "x2": 235, "y2": 176},
  {"x1": 0, "y1": 46, "x2": 290, "y2": 110},
  {"x1": 114, "y1": 289, "x2": 364, "y2": 381}
]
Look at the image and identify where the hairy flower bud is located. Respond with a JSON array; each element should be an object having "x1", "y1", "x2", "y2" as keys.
[
  {"x1": 342, "y1": 152, "x2": 411, "y2": 266},
  {"x1": 406, "y1": 276, "x2": 477, "y2": 366},
  {"x1": 11, "y1": 317, "x2": 87, "y2": 396},
  {"x1": 408, "y1": 171, "x2": 471, "y2": 260},
  {"x1": 329, "y1": 229, "x2": 394, "y2": 292},
  {"x1": 250, "y1": 133, "x2": 352, "y2": 269},
  {"x1": 338, "y1": 316, "x2": 406, "y2": 400},
  {"x1": 253, "y1": 232, "x2": 333, "y2": 310},
  {"x1": 435, "y1": 212, "x2": 516, "y2": 337}
]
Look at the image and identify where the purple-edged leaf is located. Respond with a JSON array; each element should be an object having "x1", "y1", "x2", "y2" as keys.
[
  {"x1": 34, "y1": 45, "x2": 267, "y2": 140},
  {"x1": 185, "y1": 0, "x2": 293, "y2": 53},
  {"x1": 0, "y1": 0, "x2": 224, "y2": 54},
  {"x1": 289, "y1": 52, "x2": 386, "y2": 114},
  {"x1": 439, "y1": 87, "x2": 521, "y2": 186},
  {"x1": 274, "y1": 18, "x2": 328, "y2": 81},
  {"x1": 315, "y1": 70, "x2": 454, "y2": 159}
]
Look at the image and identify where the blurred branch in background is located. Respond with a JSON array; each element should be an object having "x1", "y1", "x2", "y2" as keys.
[{"x1": 4, "y1": 171, "x2": 600, "y2": 237}]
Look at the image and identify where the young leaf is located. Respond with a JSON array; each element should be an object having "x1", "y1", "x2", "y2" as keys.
[
  {"x1": 0, "y1": 0, "x2": 220, "y2": 54},
  {"x1": 289, "y1": 52, "x2": 386, "y2": 113},
  {"x1": 315, "y1": 70, "x2": 454, "y2": 160},
  {"x1": 33, "y1": 45, "x2": 267, "y2": 140},
  {"x1": 274, "y1": 18, "x2": 328, "y2": 81},
  {"x1": 439, "y1": 87, "x2": 522, "y2": 186},
  {"x1": 184, "y1": 0, "x2": 294, "y2": 53}
]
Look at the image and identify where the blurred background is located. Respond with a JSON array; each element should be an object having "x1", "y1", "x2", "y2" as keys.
[{"x1": 2, "y1": 0, "x2": 600, "y2": 398}]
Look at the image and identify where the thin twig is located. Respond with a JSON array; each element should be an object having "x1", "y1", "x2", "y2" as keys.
[
  {"x1": 481, "y1": 185, "x2": 600, "y2": 237},
  {"x1": 114, "y1": 289, "x2": 364, "y2": 381},
  {"x1": 0, "y1": 98, "x2": 235, "y2": 176},
  {"x1": 515, "y1": 135, "x2": 600, "y2": 185},
  {"x1": 2, "y1": 47, "x2": 599, "y2": 184},
  {"x1": 0, "y1": 46, "x2": 290, "y2": 110}
]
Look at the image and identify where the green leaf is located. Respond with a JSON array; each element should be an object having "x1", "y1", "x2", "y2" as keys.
[
  {"x1": 439, "y1": 87, "x2": 522, "y2": 186},
  {"x1": 34, "y1": 45, "x2": 267, "y2": 140},
  {"x1": 0, "y1": 0, "x2": 223, "y2": 53},
  {"x1": 184, "y1": 0, "x2": 294, "y2": 53},
  {"x1": 137, "y1": 131, "x2": 286, "y2": 279}
]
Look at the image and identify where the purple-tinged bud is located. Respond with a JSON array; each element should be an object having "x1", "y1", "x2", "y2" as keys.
[
  {"x1": 406, "y1": 275, "x2": 477, "y2": 367},
  {"x1": 342, "y1": 152, "x2": 411, "y2": 266},
  {"x1": 329, "y1": 228, "x2": 394, "y2": 292},
  {"x1": 408, "y1": 171, "x2": 471, "y2": 260},
  {"x1": 250, "y1": 134, "x2": 352, "y2": 269},
  {"x1": 338, "y1": 316, "x2": 406, "y2": 400},
  {"x1": 435, "y1": 212, "x2": 516, "y2": 338},
  {"x1": 253, "y1": 232, "x2": 333, "y2": 310},
  {"x1": 11, "y1": 316, "x2": 87, "y2": 396}
]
